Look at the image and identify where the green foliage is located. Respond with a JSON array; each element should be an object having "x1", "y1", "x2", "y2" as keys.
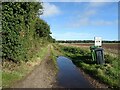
[
  {"x1": 35, "y1": 18, "x2": 51, "y2": 37},
  {"x1": 2, "y1": 2, "x2": 55, "y2": 62},
  {"x1": 35, "y1": 18, "x2": 55, "y2": 43}
]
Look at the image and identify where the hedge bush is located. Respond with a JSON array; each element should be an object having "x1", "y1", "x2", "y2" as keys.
[{"x1": 2, "y1": 2, "x2": 54, "y2": 62}]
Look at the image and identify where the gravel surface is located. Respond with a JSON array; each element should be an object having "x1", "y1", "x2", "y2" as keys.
[{"x1": 11, "y1": 52, "x2": 57, "y2": 88}]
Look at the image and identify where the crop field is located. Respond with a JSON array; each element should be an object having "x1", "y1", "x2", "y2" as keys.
[
  {"x1": 63, "y1": 43, "x2": 119, "y2": 55},
  {"x1": 70, "y1": 43, "x2": 118, "y2": 50}
]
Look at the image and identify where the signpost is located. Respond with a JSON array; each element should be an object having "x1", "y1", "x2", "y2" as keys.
[{"x1": 94, "y1": 37, "x2": 102, "y2": 47}]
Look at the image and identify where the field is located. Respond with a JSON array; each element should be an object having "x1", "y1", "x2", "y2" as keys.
[
  {"x1": 58, "y1": 43, "x2": 119, "y2": 88},
  {"x1": 71, "y1": 43, "x2": 118, "y2": 50},
  {"x1": 62, "y1": 43, "x2": 119, "y2": 56}
]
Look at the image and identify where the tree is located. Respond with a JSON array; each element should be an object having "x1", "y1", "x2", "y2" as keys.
[
  {"x1": 35, "y1": 18, "x2": 51, "y2": 37},
  {"x1": 2, "y1": 2, "x2": 43, "y2": 62}
]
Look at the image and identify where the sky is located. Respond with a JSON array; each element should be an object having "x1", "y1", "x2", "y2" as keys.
[{"x1": 40, "y1": 1, "x2": 118, "y2": 41}]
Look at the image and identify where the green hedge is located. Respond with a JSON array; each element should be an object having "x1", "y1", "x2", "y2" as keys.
[{"x1": 2, "y1": 2, "x2": 54, "y2": 62}]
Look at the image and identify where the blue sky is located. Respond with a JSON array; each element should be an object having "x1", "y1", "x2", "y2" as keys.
[{"x1": 40, "y1": 2, "x2": 118, "y2": 41}]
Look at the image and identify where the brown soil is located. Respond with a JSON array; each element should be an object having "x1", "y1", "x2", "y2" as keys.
[
  {"x1": 11, "y1": 52, "x2": 57, "y2": 88},
  {"x1": 70, "y1": 43, "x2": 119, "y2": 50},
  {"x1": 77, "y1": 67, "x2": 111, "y2": 89}
]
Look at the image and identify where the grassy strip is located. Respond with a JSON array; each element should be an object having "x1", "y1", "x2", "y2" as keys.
[
  {"x1": 59, "y1": 45, "x2": 120, "y2": 88},
  {"x1": 50, "y1": 44, "x2": 63, "y2": 70},
  {"x1": 2, "y1": 44, "x2": 49, "y2": 88},
  {"x1": 48, "y1": 43, "x2": 66, "y2": 73}
]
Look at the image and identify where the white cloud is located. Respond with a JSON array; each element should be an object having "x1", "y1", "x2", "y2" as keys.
[
  {"x1": 70, "y1": 19, "x2": 117, "y2": 27},
  {"x1": 83, "y1": 2, "x2": 108, "y2": 17},
  {"x1": 88, "y1": 2, "x2": 109, "y2": 9},
  {"x1": 78, "y1": 9, "x2": 96, "y2": 19},
  {"x1": 67, "y1": 2, "x2": 117, "y2": 28},
  {"x1": 91, "y1": 20, "x2": 116, "y2": 26},
  {"x1": 41, "y1": 2, "x2": 61, "y2": 17},
  {"x1": 71, "y1": 18, "x2": 89, "y2": 27},
  {"x1": 84, "y1": 10, "x2": 96, "y2": 16},
  {"x1": 52, "y1": 32, "x2": 92, "y2": 40}
]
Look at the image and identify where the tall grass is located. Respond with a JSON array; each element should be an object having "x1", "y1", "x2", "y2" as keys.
[{"x1": 59, "y1": 45, "x2": 119, "y2": 88}]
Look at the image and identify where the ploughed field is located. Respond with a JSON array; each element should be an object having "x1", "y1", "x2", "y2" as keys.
[
  {"x1": 70, "y1": 43, "x2": 118, "y2": 50},
  {"x1": 67, "y1": 43, "x2": 119, "y2": 55}
]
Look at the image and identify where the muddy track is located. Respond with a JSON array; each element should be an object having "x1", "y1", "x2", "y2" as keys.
[{"x1": 11, "y1": 48, "x2": 57, "y2": 88}]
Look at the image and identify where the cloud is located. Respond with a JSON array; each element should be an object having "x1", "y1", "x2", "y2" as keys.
[
  {"x1": 70, "y1": 18, "x2": 117, "y2": 27},
  {"x1": 85, "y1": 10, "x2": 96, "y2": 16},
  {"x1": 41, "y1": 2, "x2": 61, "y2": 17},
  {"x1": 51, "y1": 32, "x2": 92, "y2": 40},
  {"x1": 78, "y1": 9, "x2": 96, "y2": 19},
  {"x1": 91, "y1": 20, "x2": 117, "y2": 26},
  {"x1": 82, "y1": 2, "x2": 107, "y2": 17},
  {"x1": 67, "y1": 2, "x2": 117, "y2": 28},
  {"x1": 88, "y1": 2, "x2": 108, "y2": 8},
  {"x1": 71, "y1": 18, "x2": 89, "y2": 27}
]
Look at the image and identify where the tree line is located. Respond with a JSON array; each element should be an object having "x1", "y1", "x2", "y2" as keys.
[
  {"x1": 2, "y1": 2, "x2": 55, "y2": 62},
  {"x1": 57, "y1": 40, "x2": 120, "y2": 43}
]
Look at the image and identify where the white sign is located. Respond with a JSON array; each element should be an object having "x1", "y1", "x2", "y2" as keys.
[{"x1": 94, "y1": 37, "x2": 102, "y2": 46}]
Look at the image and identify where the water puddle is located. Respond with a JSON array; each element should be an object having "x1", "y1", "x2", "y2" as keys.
[{"x1": 56, "y1": 56, "x2": 93, "y2": 88}]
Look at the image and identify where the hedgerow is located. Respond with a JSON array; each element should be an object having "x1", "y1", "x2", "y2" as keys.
[{"x1": 2, "y1": 2, "x2": 54, "y2": 62}]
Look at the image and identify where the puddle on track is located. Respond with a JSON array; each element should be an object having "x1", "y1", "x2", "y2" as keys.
[{"x1": 56, "y1": 56, "x2": 93, "y2": 88}]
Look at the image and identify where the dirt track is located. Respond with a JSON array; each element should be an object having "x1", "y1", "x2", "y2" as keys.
[
  {"x1": 11, "y1": 51, "x2": 57, "y2": 88},
  {"x1": 10, "y1": 44, "x2": 110, "y2": 88}
]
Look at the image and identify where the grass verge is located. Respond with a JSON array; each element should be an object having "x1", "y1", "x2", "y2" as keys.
[
  {"x1": 59, "y1": 45, "x2": 119, "y2": 88},
  {"x1": 50, "y1": 44, "x2": 63, "y2": 70},
  {"x1": 2, "y1": 44, "x2": 49, "y2": 88}
]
